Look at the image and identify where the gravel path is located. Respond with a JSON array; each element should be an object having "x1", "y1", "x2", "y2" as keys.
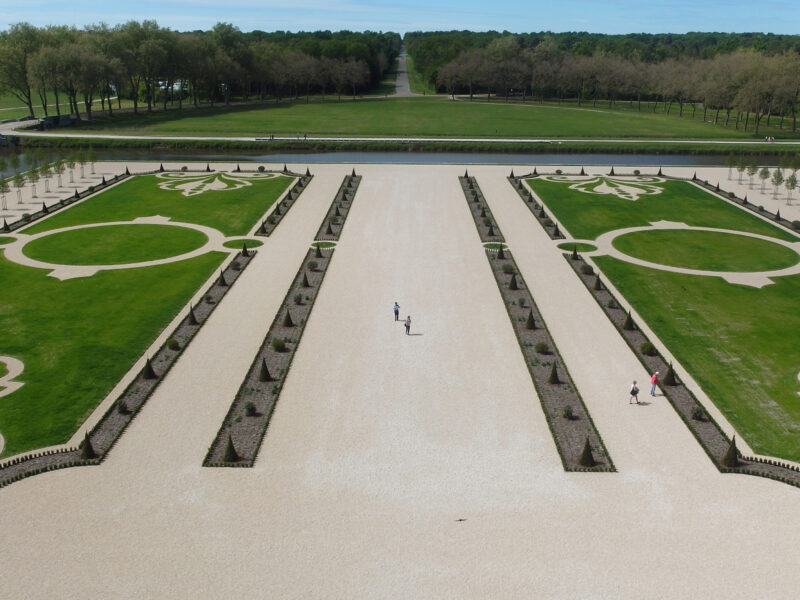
[{"x1": 0, "y1": 164, "x2": 798, "y2": 599}]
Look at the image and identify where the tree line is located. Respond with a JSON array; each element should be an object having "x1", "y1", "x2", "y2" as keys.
[
  {"x1": 0, "y1": 22, "x2": 401, "y2": 121},
  {"x1": 407, "y1": 32, "x2": 800, "y2": 136}
]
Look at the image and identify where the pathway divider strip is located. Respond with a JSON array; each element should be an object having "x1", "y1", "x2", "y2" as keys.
[
  {"x1": 509, "y1": 169, "x2": 800, "y2": 487},
  {"x1": 460, "y1": 172, "x2": 614, "y2": 472},
  {"x1": 203, "y1": 172, "x2": 361, "y2": 467},
  {"x1": 254, "y1": 166, "x2": 313, "y2": 236},
  {"x1": 0, "y1": 247, "x2": 256, "y2": 489}
]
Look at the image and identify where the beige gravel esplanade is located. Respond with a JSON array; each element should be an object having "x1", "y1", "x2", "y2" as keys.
[{"x1": 0, "y1": 163, "x2": 798, "y2": 599}]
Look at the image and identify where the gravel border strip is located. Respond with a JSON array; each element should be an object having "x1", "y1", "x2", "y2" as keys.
[
  {"x1": 0, "y1": 249, "x2": 255, "y2": 489},
  {"x1": 460, "y1": 174, "x2": 614, "y2": 472},
  {"x1": 203, "y1": 171, "x2": 361, "y2": 467},
  {"x1": 253, "y1": 166, "x2": 313, "y2": 237}
]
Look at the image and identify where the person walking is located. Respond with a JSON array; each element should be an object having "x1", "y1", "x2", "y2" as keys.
[
  {"x1": 404, "y1": 315, "x2": 411, "y2": 335},
  {"x1": 393, "y1": 302, "x2": 400, "y2": 321},
  {"x1": 650, "y1": 371, "x2": 659, "y2": 396},
  {"x1": 629, "y1": 381, "x2": 639, "y2": 404}
]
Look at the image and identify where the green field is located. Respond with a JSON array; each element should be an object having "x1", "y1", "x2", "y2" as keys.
[
  {"x1": 527, "y1": 178, "x2": 798, "y2": 242},
  {"x1": 612, "y1": 229, "x2": 799, "y2": 272},
  {"x1": 67, "y1": 96, "x2": 799, "y2": 140},
  {"x1": 0, "y1": 173, "x2": 292, "y2": 457},
  {"x1": 26, "y1": 174, "x2": 293, "y2": 236},
  {"x1": 531, "y1": 176, "x2": 800, "y2": 461},
  {"x1": 23, "y1": 224, "x2": 208, "y2": 265}
]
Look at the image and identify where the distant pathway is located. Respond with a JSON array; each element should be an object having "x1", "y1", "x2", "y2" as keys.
[{"x1": 393, "y1": 47, "x2": 421, "y2": 97}]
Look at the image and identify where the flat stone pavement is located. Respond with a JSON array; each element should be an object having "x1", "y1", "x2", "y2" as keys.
[{"x1": 0, "y1": 164, "x2": 798, "y2": 599}]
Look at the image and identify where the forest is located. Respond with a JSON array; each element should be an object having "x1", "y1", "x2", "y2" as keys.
[
  {"x1": 406, "y1": 31, "x2": 800, "y2": 135},
  {"x1": 0, "y1": 22, "x2": 401, "y2": 121}
]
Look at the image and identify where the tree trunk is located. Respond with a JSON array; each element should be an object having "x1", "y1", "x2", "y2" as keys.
[
  {"x1": 54, "y1": 88, "x2": 61, "y2": 116},
  {"x1": 744, "y1": 111, "x2": 750, "y2": 132}
]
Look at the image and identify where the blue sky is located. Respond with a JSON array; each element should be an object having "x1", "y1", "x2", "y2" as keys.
[{"x1": 2, "y1": 0, "x2": 799, "y2": 34}]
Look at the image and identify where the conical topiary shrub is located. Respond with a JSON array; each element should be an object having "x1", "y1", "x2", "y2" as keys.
[
  {"x1": 548, "y1": 361, "x2": 560, "y2": 384},
  {"x1": 526, "y1": 310, "x2": 536, "y2": 330},
  {"x1": 579, "y1": 437, "x2": 596, "y2": 467},
  {"x1": 334, "y1": 204, "x2": 341, "y2": 217},
  {"x1": 571, "y1": 245, "x2": 579, "y2": 260},
  {"x1": 283, "y1": 309, "x2": 295, "y2": 327},
  {"x1": 81, "y1": 432, "x2": 97, "y2": 460},
  {"x1": 510, "y1": 169, "x2": 515, "y2": 178},
  {"x1": 480, "y1": 207, "x2": 486, "y2": 218},
  {"x1": 692, "y1": 171, "x2": 697, "y2": 181},
  {"x1": 533, "y1": 167, "x2": 538, "y2": 176},
  {"x1": 538, "y1": 207, "x2": 546, "y2": 219},
  {"x1": 223, "y1": 434, "x2": 240, "y2": 462},
  {"x1": 258, "y1": 221, "x2": 267, "y2": 234},
  {"x1": 241, "y1": 243, "x2": 249, "y2": 257},
  {"x1": 302, "y1": 271, "x2": 311, "y2": 287},
  {"x1": 188, "y1": 304, "x2": 199, "y2": 326},
  {"x1": 159, "y1": 163, "x2": 164, "y2": 172},
  {"x1": 326, "y1": 222, "x2": 334, "y2": 236},
  {"x1": 42, "y1": 202, "x2": 48, "y2": 213},
  {"x1": 206, "y1": 163, "x2": 211, "y2": 172},
  {"x1": 580, "y1": 167, "x2": 585, "y2": 175},
  {"x1": 283, "y1": 164, "x2": 288, "y2": 173},
  {"x1": 274, "y1": 204, "x2": 281, "y2": 216},
  {"x1": 74, "y1": 189, "x2": 80, "y2": 199},
  {"x1": 509, "y1": 273, "x2": 518, "y2": 290},
  {"x1": 609, "y1": 166, "x2": 615, "y2": 175},
  {"x1": 622, "y1": 310, "x2": 635, "y2": 331},
  {"x1": 235, "y1": 164, "x2": 241, "y2": 172},
  {"x1": 306, "y1": 167, "x2": 311, "y2": 176},
  {"x1": 351, "y1": 168, "x2": 356, "y2": 177},
  {"x1": 721, "y1": 435, "x2": 739, "y2": 468},
  {"x1": 259, "y1": 358, "x2": 274, "y2": 382},
  {"x1": 142, "y1": 357, "x2": 158, "y2": 380},
  {"x1": 125, "y1": 166, "x2": 130, "y2": 175},
  {"x1": 657, "y1": 167, "x2": 663, "y2": 176},
  {"x1": 497, "y1": 245, "x2": 505, "y2": 259},
  {"x1": 218, "y1": 271, "x2": 228, "y2": 287},
  {"x1": 464, "y1": 169, "x2": 469, "y2": 178},
  {"x1": 553, "y1": 225, "x2": 560, "y2": 237},
  {"x1": 593, "y1": 276, "x2": 602, "y2": 291},
  {"x1": 776, "y1": 209, "x2": 781, "y2": 220},
  {"x1": 663, "y1": 361, "x2": 677, "y2": 386},
  {"x1": 315, "y1": 244, "x2": 323, "y2": 258},
  {"x1": 487, "y1": 225, "x2": 495, "y2": 237},
  {"x1": 2, "y1": 219, "x2": 9, "y2": 232},
  {"x1": 743, "y1": 195, "x2": 748, "y2": 205}
]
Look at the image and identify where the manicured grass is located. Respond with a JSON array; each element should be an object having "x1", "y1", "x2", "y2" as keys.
[
  {"x1": 558, "y1": 242, "x2": 597, "y2": 252},
  {"x1": 0, "y1": 252, "x2": 226, "y2": 457},
  {"x1": 595, "y1": 256, "x2": 800, "y2": 462},
  {"x1": 25, "y1": 174, "x2": 293, "y2": 237},
  {"x1": 0, "y1": 236, "x2": 15, "y2": 245},
  {"x1": 0, "y1": 362, "x2": 8, "y2": 379},
  {"x1": 612, "y1": 230, "x2": 799, "y2": 271},
  {"x1": 23, "y1": 224, "x2": 208, "y2": 265},
  {"x1": 223, "y1": 239, "x2": 263, "y2": 249},
  {"x1": 69, "y1": 96, "x2": 794, "y2": 140},
  {"x1": 528, "y1": 178, "x2": 799, "y2": 242},
  {"x1": 313, "y1": 241, "x2": 336, "y2": 249}
]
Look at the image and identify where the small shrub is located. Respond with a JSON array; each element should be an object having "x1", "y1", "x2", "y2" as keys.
[
  {"x1": 691, "y1": 406, "x2": 706, "y2": 421},
  {"x1": 482, "y1": 217, "x2": 491, "y2": 226},
  {"x1": 728, "y1": 191, "x2": 735, "y2": 198},
  {"x1": 792, "y1": 220, "x2": 800, "y2": 231},
  {"x1": 555, "y1": 169, "x2": 563, "y2": 174},
  {"x1": 167, "y1": 338, "x2": 180, "y2": 351},
  {"x1": 245, "y1": 401, "x2": 257, "y2": 417},
  {"x1": 563, "y1": 405, "x2": 576, "y2": 420},
  {"x1": 518, "y1": 297, "x2": 526, "y2": 308},
  {"x1": 502, "y1": 263, "x2": 515, "y2": 274},
  {"x1": 640, "y1": 341, "x2": 657, "y2": 356},
  {"x1": 117, "y1": 401, "x2": 130, "y2": 415},
  {"x1": 607, "y1": 298, "x2": 617, "y2": 309},
  {"x1": 580, "y1": 264, "x2": 593, "y2": 275},
  {"x1": 232, "y1": 261, "x2": 241, "y2": 271},
  {"x1": 293, "y1": 292, "x2": 303, "y2": 305},
  {"x1": 758, "y1": 205, "x2": 764, "y2": 212},
  {"x1": 258, "y1": 165, "x2": 266, "y2": 172},
  {"x1": 205, "y1": 294, "x2": 215, "y2": 304},
  {"x1": 181, "y1": 166, "x2": 188, "y2": 171},
  {"x1": 534, "y1": 342, "x2": 549, "y2": 354},
  {"x1": 271, "y1": 337, "x2": 287, "y2": 352},
  {"x1": 633, "y1": 169, "x2": 640, "y2": 175},
  {"x1": 307, "y1": 260, "x2": 318, "y2": 271}
]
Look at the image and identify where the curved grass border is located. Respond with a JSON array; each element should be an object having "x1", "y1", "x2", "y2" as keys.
[
  {"x1": 253, "y1": 165, "x2": 313, "y2": 237},
  {"x1": 460, "y1": 174, "x2": 614, "y2": 472},
  {"x1": 0, "y1": 247, "x2": 256, "y2": 489},
  {"x1": 507, "y1": 169, "x2": 565, "y2": 240},
  {"x1": 203, "y1": 171, "x2": 361, "y2": 467}
]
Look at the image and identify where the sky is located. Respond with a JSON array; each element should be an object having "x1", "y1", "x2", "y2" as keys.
[{"x1": 1, "y1": 0, "x2": 799, "y2": 35}]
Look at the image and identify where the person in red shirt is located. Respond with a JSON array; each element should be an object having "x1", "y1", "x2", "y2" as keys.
[{"x1": 650, "y1": 371, "x2": 659, "y2": 396}]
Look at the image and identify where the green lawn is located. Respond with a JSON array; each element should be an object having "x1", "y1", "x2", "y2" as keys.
[
  {"x1": 595, "y1": 257, "x2": 800, "y2": 462},
  {"x1": 0, "y1": 362, "x2": 7, "y2": 379},
  {"x1": 531, "y1": 177, "x2": 800, "y2": 462},
  {"x1": 67, "y1": 96, "x2": 797, "y2": 140},
  {"x1": 558, "y1": 242, "x2": 597, "y2": 253},
  {"x1": 612, "y1": 230, "x2": 799, "y2": 271},
  {"x1": 25, "y1": 174, "x2": 293, "y2": 237},
  {"x1": 0, "y1": 252, "x2": 225, "y2": 457},
  {"x1": 0, "y1": 236, "x2": 15, "y2": 245},
  {"x1": 23, "y1": 224, "x2": 208, "y2": 265},
  {"x1": 527, "y1": 178, "x2": 799, "y2": 242},
  {"x1": 405, "y1": 56, "x2": 436, "y2": 95},
  {"x1": 222, "y1": 238, "x2": 263, "y2": 249},
  {"x1": 0, "y1": 172, "x2": 294, "y2": 457}
]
